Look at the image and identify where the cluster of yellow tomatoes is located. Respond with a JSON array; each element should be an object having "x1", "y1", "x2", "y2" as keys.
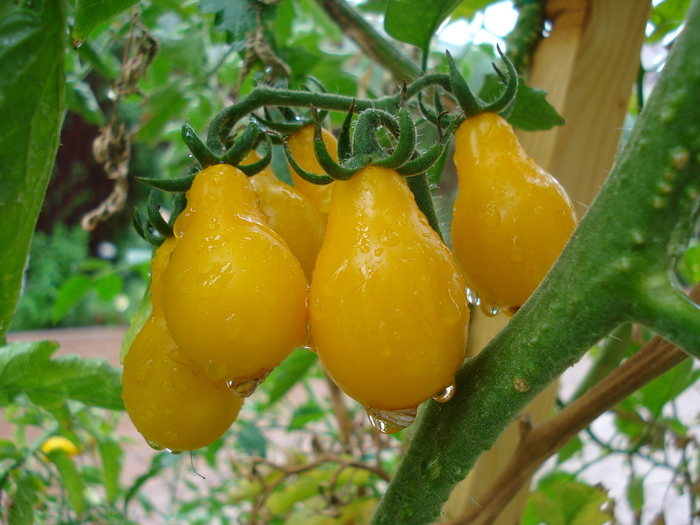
[{"x1": 122, "y1": 110, "x2": 577, "y2": 452}]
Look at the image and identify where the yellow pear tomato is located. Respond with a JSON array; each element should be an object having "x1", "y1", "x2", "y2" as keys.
[
  {"x1": 310, "y1": 166, "x2": 469, "y2": 432},
  {"x1": 161, "y1": 165, "x2": 309, "y2": 392},
  {"x1": 451, "y1": 112, "x2": 577, "y2": 315},
  {"x1": 122, "y1": 238, "x2": 243, "y2": 451}
]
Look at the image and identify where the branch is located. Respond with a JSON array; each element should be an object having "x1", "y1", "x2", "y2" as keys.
[
  {"x1": 315, "y1": 0, "x2": 421, "y2": 83},
  {"x1": 444, "y1": 282, "x2": 700, "y2": 525},
  {"x1": 370, "y1": 1, "x2": 700, "y2": 522}
]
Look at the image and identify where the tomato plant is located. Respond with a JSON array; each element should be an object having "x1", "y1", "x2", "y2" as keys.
[{"x1": 1, "y1": 0, "x2": 699, "y2": 524}]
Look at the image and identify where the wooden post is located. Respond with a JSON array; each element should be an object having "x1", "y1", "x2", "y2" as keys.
[{"x1": 443, "y1": 1, "x2": 651, "y2": 522}]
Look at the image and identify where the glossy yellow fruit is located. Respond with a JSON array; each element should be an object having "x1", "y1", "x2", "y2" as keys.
[
  {"x1": 310, "y1": 166, "x2": 469, "y2": 429},
  {"x1": 122, "y1": 238, "x2": 243, "y2": 451},
  {"x1": 286, "y1": 125, "x2": 338, "y2": 217},
  {"x1": 451, "y1": 112, "x2": 577, "y2": 314},
  {"x1": 245, "y1": 152, "x2": 326, "y2": 282},
  {"x1": 161, "y1": 164, "x2": 309, "y2": 390},
  {"x1": 40, "y1": 436, "x2": 79, "y2": 457}
]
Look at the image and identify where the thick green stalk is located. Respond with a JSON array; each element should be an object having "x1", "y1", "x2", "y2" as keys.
[
  {"x1": 371, "y1": 1, "x2": 700, "y2": 523},
  {"x1": 315, "y1": 0, "x2": 421, "y2": 82},
  {"x1": 206, "y1": 74, "x2": 451, "y2": 153}
]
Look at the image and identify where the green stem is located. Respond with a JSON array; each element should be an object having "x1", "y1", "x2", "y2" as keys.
[
  {"x1": 205, "y1": 75, "x2": 450, "y2": 154},
  {"x1": 315, "y1": 0, "x2": 421, "y2": 82},
  {"x1": 371, "y1": 1, "x2": 700, "y2": 522},
  {"x1": 570, "y1": 323, "x2": 633, "y2": 400},
  {"x1": 406, "y1": 174, "x2": 442, "y2": 239}
]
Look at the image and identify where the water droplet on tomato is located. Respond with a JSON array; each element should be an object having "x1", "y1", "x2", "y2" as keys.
[
  {"x1": 228, "y1": 372, "x2": 270, "y2": 397},
  {"x1": 433, "y1": 380, "x2": 456, "y2": 402},
  {"x1": 365, "y1": 406, "x2": 416, "y2": 434},
  {"x1": 205, "y1": 360, "x2": 227, "y2": 382},
  {"x1": 466, "y1": 287, "x2": 480, "y2": 306},
  {"x1": 479, "y1": 303, "x2": 501, "y2": 317},
  {"x1": 166, "y1": 449, "x2": 184, "y2": 455},
  {"x1": 147, "y1": 441, "x2": 164, "y2": 451}
]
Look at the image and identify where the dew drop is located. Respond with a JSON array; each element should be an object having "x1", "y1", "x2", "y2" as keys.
[
  {"x1": 147, "y1": 441, "x2": 164, "y2": 451},
  {"x1": 374, "y1": 247, "x2": 385, "y2": 257},
  {"x1": 167, "y1": 449, "x2": 184, "y2": 455},
  {"x1": 433, "y1": 380, "x2": 456, "y2": 403},
  {"x1": 205, "y1": 360, "x2": 227, "y2": 382},
  {"x1": 466, "y1": 287, "x2": 480, "y2": 306},
  {"x1": 479, "y1": 303, "x2": 501, "y2": 317},
  {"x1": 365, "y1": 406, "x2": 417, "y2": 434},
  {"x1": 228, "y1": 371, "x2": 270, "y2": 397}
]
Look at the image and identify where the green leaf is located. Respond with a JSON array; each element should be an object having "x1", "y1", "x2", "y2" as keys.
[
  {"x1": 627, "y1": 475, "x2": 645, "y2": 514},
  {"x1": 236, "y1": 419, "x2": 267, "y2": 458},
  {"x1": 450, "y1": 0, "x2": 499, "y2": 21},
  {"x1": 52, "y1": 275, "x2": 93, "y2": 324},
  {"x1": 648, "y1": 0, "x2": 691, "y2": 44},
  {"x1": 479, "y1": 74, "x2": 565, "y2": 131},
  {"x1": 123, "y1": 452, "x2": 181, "y2": 509},
  {"x1": 45, "y1": 450, "x2": 87, "y2": 514},
  {"x1": 288, "y1": 401, "x2": 325, "y2": 431},
  {"x1": 200, "y1": 0, "x2": 276, "y2": 48},
  {"x1": 65, "y1": 80, "x2": 106, "y2": 125},
  {"x1": 384, "y1": 0, "x2": 461, "y2": 57},
  {"x1": 264, "y1": 348, "x2": 317, "y2": 407},
  {"x1": 8, "y1": 473, "x2": 40, "y2": 525},
  {"x1": 73, "y1": 0, "x2": 139, "y2": 44},
  {"x1": 556, "y1": 434, "x2": 583, "y2": 464},
  {"x1": 523, "y1": 471, "x2": 613, "y2": 525},
  {"x1": 93, "y1": 272, "x2": 124, "y2": 302},
  {"x1": 0, "y1": 341, "x2": 124, "y2": 411},
  {"x1": 96, "y1": 438, "x2": 123, "y2": 504},
  {"x1": 0, "y1": 0, "x2": 66, "y2": 339},
  {"x1": 637, "y1": 358, "x2": 700, "y2": 415}
]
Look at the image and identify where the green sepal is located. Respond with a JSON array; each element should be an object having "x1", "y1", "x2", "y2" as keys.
[
  {"x1": 169, "y1": 192, "x2": 187, "y2": 227},
  {"x1": 258, "y1": 108, "x2": 306, "y2": 134},
  {"x1": 374, "y1": 106, "x2": 417, "y2": 170},
  {"x1": 418, "y1": 92, "x2": 439, "y2": 125},
  {"x1": 352, "y1": 109, "x2": 387, "y2": 158},
  {"x1": 484, "y1": 47, "x2": 519, "y2": 117},
  {"x1": 143, "y1": 226, "x2": 165, "y2": 248},
  {"x1": 182, "y1": 122, "x2": 219, "y2": 168},
  {"x1": 238, "y1": 132, "x2": 273, "y2": 177},
  {"x1": 396, "y1": 112, "x2": 460, "y2": 176},
  {"x1": 136, "y1": 174, "x2": 195, "y2": 193},
  {"x1": 446, "y1": 50, "x2": 485, "y2": 118},
  {"x1": 146, "y1": 193, "x2": 174, "y2": 238},
  {"x1": 131, "y1": 209, "x2": 147, "y2": 242},
  {"x1": 221, "y1": 119, "x2": 260, "y2": 166},
  {"x1": 312, "y1": 107, "x2": 362, "y2": 181},
  {"x1": 274, "y1": 128, "x2": 334, "y2": 186},
  {"x1": 338, "y1": 100, "x2": 356, "y2": 163}
]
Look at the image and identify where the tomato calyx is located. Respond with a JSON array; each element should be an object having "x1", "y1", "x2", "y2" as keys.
[
  {"x1": 445, "y1": 45, "x2": 518, "y2": 121},
  {"x1": 285, "y1": 101, "x2": 454, "y2": 184}
]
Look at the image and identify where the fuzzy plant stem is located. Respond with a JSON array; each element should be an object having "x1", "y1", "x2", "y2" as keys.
[{"x1": 371, "y1": 1, "x2": 700, "y2": 523}]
